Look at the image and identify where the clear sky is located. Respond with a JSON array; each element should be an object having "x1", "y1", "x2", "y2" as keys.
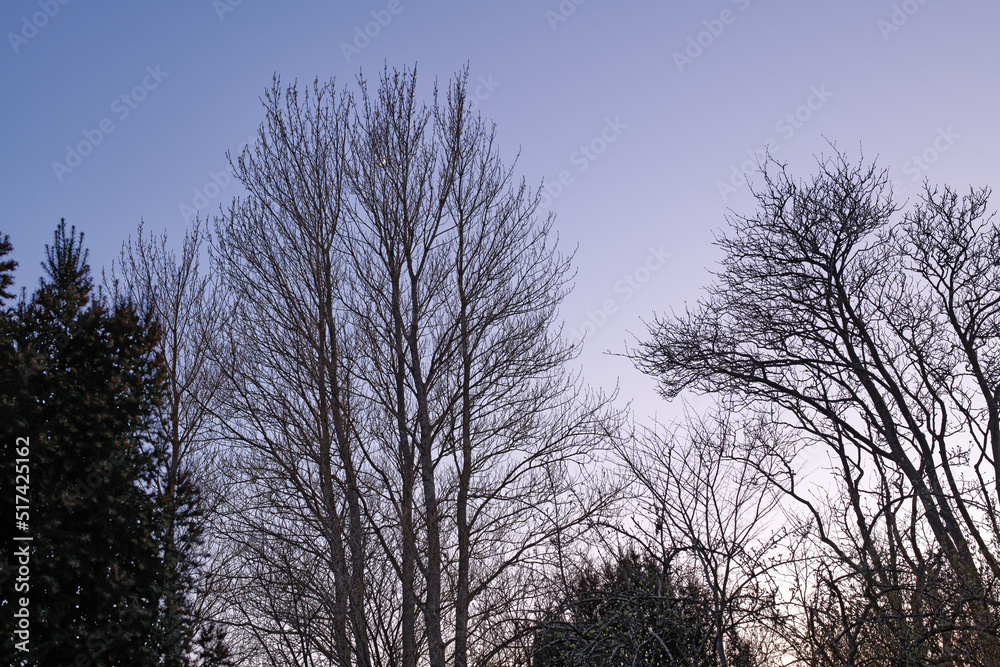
[{"x1": 2, "y1": 0, "x2": 998, "y2": 420}]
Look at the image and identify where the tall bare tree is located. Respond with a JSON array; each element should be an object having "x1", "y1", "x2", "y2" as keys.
[
  {"x1": 208, "y1": 66, "x2": 619, "y2": 667},
  {"x1": 342, "y1": 67, "x2": 620, "y2": 667},
  {"x1": 110, "y1": 219, "x2": 231, "y2": 665},
  {"x1": 633, "y1": 150, "x2": 1000, "y2": 663},
  {"x1": 210, "y1": 75, "x2": 373, "y2": 667}
]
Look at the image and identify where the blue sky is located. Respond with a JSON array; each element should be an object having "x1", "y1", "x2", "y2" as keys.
[{"x1": 2, "y1": 0, "x2": 998, "y2": 419}]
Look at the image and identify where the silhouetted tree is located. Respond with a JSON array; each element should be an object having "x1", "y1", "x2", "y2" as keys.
[
  {"x1": 617, "y1": 408, "x2": 789, "y2": 667},
  {"x1": 208, "y1": 67, "x2": 621, "y2": 667},
  {"x1": 0, "y1": 233, "x2": 15, "y2": 300},
  {"x1": 633, "y1": 151, "x2": 1000, "y2": 664},
  {"x1": 112, "y1": 218, "x2": 230, "y2": 666},
  {"x1": 532, "y1": 549, "x2": 760, "y2": 666},
  {"x1": 0, "y1": 221, "x2": 172, "y2": 665}
]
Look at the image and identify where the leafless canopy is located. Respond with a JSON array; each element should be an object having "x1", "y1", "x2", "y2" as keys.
[
  {"x1": 634, "y1": 150, "x2": 1000, "y2": 665},
  {"x1": 203, "y1": 66, "x2": 621, "y2": 667}
]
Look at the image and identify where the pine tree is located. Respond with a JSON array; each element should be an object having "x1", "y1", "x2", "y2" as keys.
[
  {"x1": 0, "y1": 221, "x2": 172, "y2": 665},
  {"x1": 0, "y1": 233, "x2": 15, "y2": 300}
]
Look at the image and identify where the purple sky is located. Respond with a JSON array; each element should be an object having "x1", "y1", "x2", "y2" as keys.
[{"x1": 3, "y1": 0, "x2": 998, "y2": 419}]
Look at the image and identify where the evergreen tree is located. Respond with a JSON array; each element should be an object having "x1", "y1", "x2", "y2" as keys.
[
  {"x1": 154, "y1": 461, "x2": 207, "y2": 667},
  {"x1": 190, "y1": 620, "x2": 235, "y2": 666},
  {"x1": 0, "y1": 221, "x2": 172, "y2": 665},
  {"x1": 532, "y1": 550, "x2": 760, "y2": 666},
  {"x1": 0, "y1": 233, "x2": 15, "y2": 300}
]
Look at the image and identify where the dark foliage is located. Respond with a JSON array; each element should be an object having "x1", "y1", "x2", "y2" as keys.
[
  {"x1": 0, "y1": 221, "x2": 180, "y2": 665},
  {"x1": 532, "y1": 550, "x2": 757, "y2": 666},
  {"x1": 0, "y1": 233, "x2": 15, "y2": 300}
]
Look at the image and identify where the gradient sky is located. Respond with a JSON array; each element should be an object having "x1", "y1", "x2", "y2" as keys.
[{"x1": 2, "y1": 0, "x2": 998, "y2": 421}]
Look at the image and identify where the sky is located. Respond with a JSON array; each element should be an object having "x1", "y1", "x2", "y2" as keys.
[{"x1": 2, "y1": 0, "x2": 999, "y2": 422}]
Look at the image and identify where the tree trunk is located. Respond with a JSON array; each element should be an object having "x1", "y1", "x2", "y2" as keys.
[
  {"x1": 454, "y1": 224, "x2": 472, "y2": 667},
  {"x1": 392, "y1": 272, "x2": 418, "y2": 667}
]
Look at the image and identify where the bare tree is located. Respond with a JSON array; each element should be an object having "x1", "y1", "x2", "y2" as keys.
[
  {"x1": 110, "y1": 219, "x2": 231, "y2": 665},
  {"x1": 633, "y1": 150, "x2": 1000, "y2": 663},
  {"x1": 616, "y1": 407, "x2": 788, "y2": 667},
  {"x1": 207, "y1": 66, "x2": 620, "y2": 667},
  {"x1": 209, "y1": 75, "x2": 373, "y2": 667},
  {"x1": 341, "y1": 66, "x2": 621, "y2": 667}
]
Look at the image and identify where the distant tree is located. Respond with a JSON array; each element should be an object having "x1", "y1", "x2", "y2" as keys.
[
  {"x1": 0, "y1": 221, "x2": 173, "y2": 665},
  {"x1": 189, "y1": 620, "x2": 236, "y2": 667},
  {"x1": 531, "y1": 549, "x2": 760, "y2": 666}
]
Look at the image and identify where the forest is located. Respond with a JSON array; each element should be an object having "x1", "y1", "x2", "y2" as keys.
[{"x1": 2, "y1": 67, "x2": 1000, "y2": 666}]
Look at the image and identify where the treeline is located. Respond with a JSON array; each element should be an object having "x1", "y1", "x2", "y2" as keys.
[{"x1": 2, "y1": 66, "x2": 1000, "y2": 666}]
